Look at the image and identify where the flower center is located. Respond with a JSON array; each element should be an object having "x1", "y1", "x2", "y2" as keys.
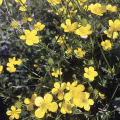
[
  {"x1": 42, "y1": 103, "x2": 48, "y2": 111},
  {"x1": 83, "y1": 99, "x2": 88, "y2": 103}
]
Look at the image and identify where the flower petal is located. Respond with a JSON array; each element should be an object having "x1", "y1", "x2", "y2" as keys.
[
  {"x1": 35, "y1": 108, "x2": 45, "y2": 118},
  {"x1": 35, "y1": 97, "x2": 44, "y2": 107},
  {"x1": 54, "y1": 82, "x2": 60, "y2": 89},
  {"x1": 24, "y1": 98, "x2": 31, "y2": 104},
  {"x1": 88, "y1": 99, "x2": 94, "y2": 105},
  {"x1": 27, "y1": 103, "x2": 33, "y2": 111},
  {"x1": 44, "y1": 94, "x2": 53, "y2": 103},
  {"x1": 6, "y1": 110, "x2": 12, "y2": 115},
  {"x1": 48, "y1": 102, "x2": 58, "y2": 112},
  {"x1": 31, "y1": 94, "x2": 37, "y2": 103},
  {"x1": 14, "y1": 113, "x2": 19, "y2": 119},
  {"x1": 84, "y1": 104, "x2": 90, "y2": 111},
  {"x1": 16, "y1": 109, "x2": 21, "y2": 114},
  {"x1": 11, "y1": 106, "x2": 16, "y2": 112}
]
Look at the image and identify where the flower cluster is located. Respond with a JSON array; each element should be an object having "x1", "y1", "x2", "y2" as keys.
[{"x1": 6, "y1": 57, "x2": 22, "y2": 73}]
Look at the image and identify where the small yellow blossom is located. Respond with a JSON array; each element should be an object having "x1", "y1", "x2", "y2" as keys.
[
  {"x1": 39, "y1": 77, "x2": 43, "y2": 81},
  {"x1": 6, "y1": 64, "x2": 16, "y2": 73},
  {"x1": 24, "y1": 94, "x2": 37, "y2": 111},
  {"x1": 66, "y1": 81, "x2": 77, "y2": 90},
  {"x1": 68, "y1": 10, "x2": 77, "y2": 17},
  {"x1": 104, "y1": 30, "x2": 118, "y2": 39},
  {"x1": 90, "y1": 3, "x2": 106, "y2": 16},
  {"x1": 20, "y1": 29, "x2": 39, "y2": 46},
  {"x1": 109, "y1": 19, "x2": 120, "y2": 31},
  {"x1": 108, "y1": 68, "x2": 115, "y2": 73},
  {"x1": 59, "y1": 101, "x2": 73, "y2": 114},
  {"x1": 55, "y1": 36, "x2": 66, "y2": 47},
  {"x1": 6, "y1": 106, "x2": 21, "y2": 120},
  {"x1": 56, "y1": 7, "x2": 67, "y2": 16},
  {"x1": 21, "y1": 14, "x2": 32, "y2": 23},
  {"x1": 0, "y1": 65, "x2": 3, "y2": 75},
  {"x1": 34, "y1": 22, "x2": 45, "y2": 31},
  {"x1": 35, "y1": 94, "x2": 58, "y2": 118},
  {"x1": 101, "y1": 40, "x2": 112, "y2": 50},
  {"x1": 52, "y1": 82, "x2": 66, "y2": 100},
  {"x1": 84, "y1": 66, "x2": 98, "y2": 81},
  {"x1": 106, "y1": 4, "x2": 117, "y2": 12},
  {"x1": 82, "y1": 92, "x2": 94, "y2": 111},
  {"x1": 52, "y1": 68, "x2": 62, "y2": 77},
  {"x1": 74, "y1": 48, "x2": 86, "y2": 58},
  {"x1": 65, "y1": 47, "x2": 72, "y2": 55},
  {"x1": 61, "y1": 19, "x2": 78, "y2": 33},
  {"x1": 19, "y1": 5, "x2": 27, "y2": 11},
  {"x1": 99, "y1": 92, "x2": 105, "y2": 99},
  {"x1": 34, "y1": 64, "x2": 40, "y2": 71},
  {"x1": 74, "y1": 24, "x2": 92, "y2": 36}
]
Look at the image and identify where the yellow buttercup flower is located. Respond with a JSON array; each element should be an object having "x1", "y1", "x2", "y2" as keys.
[
  {"x1": 74, "y1": 48, "x2": 86, "y2": 58},
  {"x1": 106, "y1": 4, "x2": 117, "y2": 12},
  {"x1": 82, "y1": 92, "x2": 94, "y2": 111},
  {"x1": 109, "y1": 19, "x2": 120, "y2": 31},
  {"x1": 52, "y1": 82, "x2": 66, "y2": 100},
  {"x1": 90, "y1": 3, "x2": 106, "y2": 16},
  {"x1": 21, "y1": 14, "x2": 32, "y2": 23},
  {"x1": 101, "y1": 40, "x2": 112, "y2": 50},
  {"x1": 59, "y1": 101, "x2": 73, "y2": 114},
  {"x1": 61, "y1": 19, "x2": 78, "y2": 33},
  {"x1": 55, "y1": 36, "x2": 66, "y2": 47},
  {"x1": 67, "y1": 10, "x2": 77, "y2": 17},
  {"x1": 0, "y1": 65, "x2": 3, "y2": 74},
  {"x1": 19, "y1": 5, "x2": 27, "y2": 11},
  {"x1": 108, "y1": 68, "x2": 115, "y2": 73},
  {"x1": 35, "y1": 94, "x2": 58, "y2": 118},
  {"x1": 66, "y1": 81, "x2": 77, "y2": 90},
  {"x1": 6, "y1": 64, "x2": 16, "y2": 73},
  {"x1": 104, "y1": 30, "x2": 118, "y2": 39},
  {"x1": 24, "y1": 94, "x2": 37, "y2": 111},
  {"x1": 6, "y1": 106, "x2": 21, "y2": 120},
  {"x1": 65, "y1": 47, "x2": 72, "y2": 55},
  {"x1": 74, "y1": 24, "x2": 92, "y2": 36},
  {"x1": 34, "y1": 22, "x2": 45, "y2": 31},
  {"x1": 99, "y1": 92, "x2": 105, "y2": 99},
  {"x1": 52, "y1": 68, "x2": 62, "y2": 77},
  {"x1": 84, "y1": 66, "x2": 98, "y2": 81},
  {"x1": 20, "y1": 29, "x2": 39, "y2": 46}
]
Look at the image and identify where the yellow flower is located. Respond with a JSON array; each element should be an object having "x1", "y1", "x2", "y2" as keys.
[
  {"x1": 108, "y1": 68, "x2": 115, "y2": 73},
  {"x1": 15, "y1": 59, "x2": 22, "y2": 65},
  {"x1": 21, "y1": 14, "x2": 32, "y2": 23},
  {"x1": 6, "y1": 64, "x2": 16, "y2": 73},
  {"x1": 61, "y1": 19, "x2": 78, "y2": 33},
  {"x1": 67, "y1": 10, "x2": 77, "y2": 17},
  {"x1": 74, "y1": 48, "x2": 86, "y2": 58},
  {"x1": 24, "y1": 94, "x2": 37, "y2": 111},
  {"x1": 109, "y1": 19, "x2": 120, "y2": 31},
  {"x1": 104, "y1": 30, "x2": 118, "y2": 39},
  {"x1": 84, "y1": 66, "x2": 98, "y2": 81},
  {"x1": 59, "y1": 101, "x2": 73, "y2": 114},
  {"x1": 90, "y1": 3, "x2": 106, "y2": 16},
  {"x1": 64, "y1": 84, "x2": 85, "y2": 106},
  {"x1": 47, "y1": 0, "x2": 61, "y2": 6},
  {"x1": 20, "y1": 29, "x2": 39, "y2": 46},
  {"x1": 79, "y1": 0, "x2": 87, "y2": 2},
  {"x1": 34, "y1": 64, "x2": 40, "y2": 71},
  {"x1": 106, "y1": 4, "x2": 117, "y2": 12},
  {"x1": 6, "y1": 106, "x2": 21, "y2": 120},
  {"x1": 52, "y1": 82, "x2": 66, "y2": 100},
  {"x1": 55, "y1": 36, "x2": 66, "y2": 47},
  {"x1": 66, "y1": 81, "x2": 77, "y2": 90},
  {"x1": 19, "y1": 5, "x2": 27, "y2": 11},
  {"x1": 0, "y1": 0, "x2": 3, "y2": 5},
  {"x1": 65, "y1": 47, "x2": 72, "y2": 55},
  {"x1": 56, "y1": 7, "x2": 67, "y2": 16},
  {"x1": 34, "y1": 22, "x2": 45, "y2": 31},
  {"x1": 51, "y1": 68, "x2": 62, "y2": 77},
  {"x1": 99, "y1": 92, "x2": 105, "y2": 99},
  {"x1": 35, "y1": 94, "x2": 58, "y2": 118},
  {"x1": 82, "y1": 92, "x2": 94, "y2": 111},
  {"x1": 101, "y1": 40, "x2": 112, "y2": 50},
  {"x1": 15, "y1": 0, "x2": 26, "y2": 5},
  {"x1": 74, "y1": 24, "x2": 92, "y2": 36},
  {"x1": 0, "y1": 65, "x2": 3, "y2": 74}
]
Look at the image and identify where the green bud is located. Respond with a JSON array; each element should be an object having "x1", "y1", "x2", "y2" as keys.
[
  {"x1": 64, "y1": 68, "x2": 68, "y2": 72},
  {"x1": 48, "y1": 58, "x2": 54, "y2": 65},
  {"x1": 8, "y1": 82, "x2": 13, "y2": 87},
  {"x1": 88, "y1": 15, "x2": 92, "y2": 18},
  {"x1": 81, "y1": 18, "x2": 88, "y2": 27},
  {"x1": 88, "y1": 87, "x2": 93, "y2": 92},
  {"x1": 15, "y1": 101, "x2": 23, "y2": 108},
  {"x1": 34, "y1": 59, "x2": 38, "y2": 63},
  {"x1": 96, "y1": 22, "x2": 101, "y2": 29},
  {"x1": 28, "y1": 75, "x2": 31, "y2": 78},
  {"x1": 72, "y1": 74, "x2": 76, "y2": 78},
  {"x1": 46, "y1": 66, "x2": 50, "y2": 72},
  {"x1": 88, "y1": 60, "x2": 94, "y2": 65},
  {"x1": 41, "y1": 56, "x2": 44, "y2": 60},
  {"x1": 10, "y1": 20, "x2": 19, "y2": 29},
  {"x1": 93, "y1": 89, "x2": 98, "y2": 95}
]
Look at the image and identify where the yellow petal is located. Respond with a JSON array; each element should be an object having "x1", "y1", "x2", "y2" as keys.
[
  {"x1": 20, "y1": 35, "x2": 26, "y2": 40},
  {"x1": 14, "y1": 113, "x2": 19, "y2": 119},
  {"x1": 24, "y1": 98, "x2": 31, "y2": 104},
  {"x1": 84, "y1": 67, "x2": 88, "y2": 72},
  {"x1": 85, "y1": 92, "x2": 90, "y2": 99},
  {"x1": 109, "y1": 20, "x2": 113, "y2": 26},
  {"x1": 54, "y1": 82, "x2": 60, "y2": 89},
  {"x1": 61, "y1": 106, "x2": 66, "y2": 114},
  {"x1": 84, "y1": 104, "x2": 90, "y2": 111},
  {"x1": 60, "y1": 82, "x2": 66, "y2": 90},
  {"x1": 35, "y1": 97, "x2": 44, "y2": 107},
  {"x1": 84, "y1": 73, "x2": 88, "y2": 78},
  {"x1": 76, "y1": 84, "x2": 85, "y2": 92},
  {"x1": 44, "y1": 94, "x2": 53, "y2": 103},
  {"x1": 88, "y1": 99, "x2": 94, "y2": 105},
  {"x1": 52, "y1": 88, "x2": 58, "y2": 94},
  {"x1": 35, "y1": 108, "x2": 45, "y2": 118},
  {"x1": 66, "y1": 19, "x2": 71, "y2": 26},
  {"x1": 6, "y1": 110, "x2": 12, "y2": 115},
  {"x1": 48, "y1": 102, "x2": 58, "y2": 112},
  {"x1": 58, "y1": 91, "x2": 64, "y2": 100},
  {"x1": 64, "y1": 93, "x2": 72, "y2": 101},
  {"x1": 27, "y1": 103, "x2": 33, "y2": 111},
  {"x1": 11, "y1": 106, "x2": 16, "y2": 111},
  {"x1": 61, "y1": 23, "x2": 67, "y2": 28},
  {"x1": 0, "y1": 0, "x2": 3, "y2": 5},
  {"x1": 31, "y1": 94, "x2": 37, "y2": 103}
]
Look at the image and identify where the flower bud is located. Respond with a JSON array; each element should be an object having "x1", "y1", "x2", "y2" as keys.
[
  {"x1": 81, "y1": 18, "x2": 88, "y2": 27},
  {"x1": 48, "y1": 58, "x2": 54, "y2": 65},
  {"x1": 72, "y1": 74, "x2": 76, "y2": 78}
]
